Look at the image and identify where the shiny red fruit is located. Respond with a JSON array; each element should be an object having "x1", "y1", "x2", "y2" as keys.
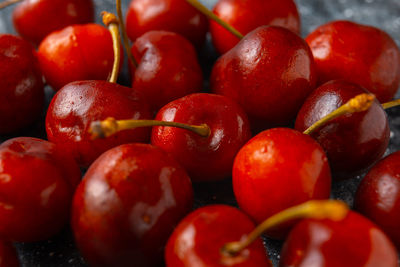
[
  {"x1": 306, "y1": 20, "x2": 400, "y2": 102},
  {"x1": 165, "y1": 205, "x2": 271, "y2": 267},
  {"x1": 0, "y1": 241, "x2": 19, "y2": 267},
  {"x1": 126, "y1": 0, "x2": 208, "y2": 47},
  {"x1": 280, "y1": 211, "x2": 398, "y2": 267},
  {"x1": 295, "y1": 80, "x2": 389, "y2": 178},
  {"x1": 355, "y1": 151, "x2": 400, "y2": 249},
  {"x1": 211, "y1": 0, "x2": 300, "y2": 54},
  {"x1": 131, "y1": 31, "x2": 203, "y2": 111},
  {"x1": 38, "y1": 24, "x2": 122, "y2": 91},
  {"x1": 151, "y1": 93, "x2": 251, "y2": 181},
  {"x1": 13, "y1": 0, "x2": 94, "y2": 45},
  {"x1": 0, "y1": 137, "x2": 81, "y2": 242},
  {"x1": 72, "y1": 143, "x2": 193, "y2": 267},
  {"x1": 211, "y1": 26, "x2": 316, "y2": 130},
  {"x1": 0, "y1": 34, "x2": 44, "y2": 134},
  {"x1": 233, "y1": 128, "x2": 331, "y2": 238},
  {"x1": 46, "y1": 80, "x2": 152, "y2": 167}
]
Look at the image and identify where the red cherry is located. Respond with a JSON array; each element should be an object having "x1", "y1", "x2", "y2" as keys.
[
  {"x1": 306, "y1": 20, "x2": 400, "y2": 102},
  {"x1": 210, "y1": 0, "x2": 300, "y2": 54},
  {"x1": 295, "y1": 80, "x2": 389, "y2": 178},
  {"x1": 233, "y1": 128, "x2": 331, "y2": 238},
  {"x1": 355, "y1": 151, "x2": 400, "y2": 249},
  {"x1": 165, "y1": 205, "x2": 271, "y2": 267},
  {"x1": 126, "y1": 0, "x2": 208, "y2": 47},
  {"x1": 13, "y1": 0, "x2": 94, "y2": 45},
  {"x1": 0, "y1": 137, "x2": 81, "y2": 242},
  {"x1": 46, "y1": 80, "x2": 152, "y2": 167},
  {"x1": 280, "y1": 211, "x2": 399, "y2": 267},
  {"x1": 211, "y1": 26, "x2": 316, "y2": 130},
  {"x1": 151, "y1": 93, "x2": 252, "y2": 181},
  {"x1": 131, "y1": 31, "x2": 203, "y2": 111},
  {"x1": 0, "y1": 34, "x2": 44, "y2": 134},
  {"x1": 38, "y1": 23, "x2": 122, "y2": 91},
  {"x1": 72, "y1": 143, "x2": 193, "y2": 266},
  {"x1": 0, "y1": 241, "x2": 19, "y2": 267}
]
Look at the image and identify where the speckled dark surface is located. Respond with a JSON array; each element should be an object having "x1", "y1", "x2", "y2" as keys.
[{"x1": 0, "y1": 0, "x2": 400, "y2": 266}]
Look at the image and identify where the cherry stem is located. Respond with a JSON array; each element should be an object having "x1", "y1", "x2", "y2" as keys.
[
  {"x1": 116, "y1": 0, "x2": 138, "y2": 68},
  {"x1": 185, "y1": 0, "x2": 243, "y2": 39},
  {"x1": 222, "y1": 200, "x2": 349, "y2": 256},
  {"x1": 382, "y1": 99, "x2": 400, "y2": 110},
  {"x1": 102, "y1": 12, "x2": 121, "y2": 84},
  {"x1": 89, "y1": 117, "x2": 211, "y2": 139},
  {"x1": 0, "y1": 0, "x2": 21, "y2": 9},
  {"x1": 303, "y1": 93, "x2": 375, "y2": 135}
]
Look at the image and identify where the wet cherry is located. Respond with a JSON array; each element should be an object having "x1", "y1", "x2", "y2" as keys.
[
  {"x1": 0, "y1": 241, "x2": 19, "y2": 267},
  {"x1": 306, "y1": 20, "x2": 400, "y2": 102},
  {"x1": 72, "y1": 143, "x2": 193, "y2": 267}
]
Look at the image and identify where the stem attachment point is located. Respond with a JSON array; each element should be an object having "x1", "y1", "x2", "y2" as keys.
[{"x1": 101, "y1": 11, "x2": 121, "y2": 84}]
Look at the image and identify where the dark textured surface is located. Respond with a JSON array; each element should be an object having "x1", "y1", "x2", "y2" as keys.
[{"x1": 0, "y1": 0, "x2": 400, "y2": 266}]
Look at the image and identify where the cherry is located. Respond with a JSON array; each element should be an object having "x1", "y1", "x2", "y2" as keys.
[
  {"x1": 210, "y1": 0, "x2": 300, "y2": 54},
  {"x1": 280, "y1": 211, "x2": 398, "y2": 267},
  {"x1": 45, "y1": 13, "x2": 152, "y2": 167},
  {"x1": 0, "y1": 34, "x2": 44, "y2": 134},
  {"x1": 38, "y1": 22, "x2": 122, "y2": 91},
  {"x1": 165, "y1": 205, "x2": 270, "y2": 267},
  {"x1": 211, "y1": 26, "x2": 316, "y2": 130},
  {"x1": 125, "y1": 0, "x2": 208, "y2": 47},
  {"x1": 355, "y1": 150, "x2": 400, "y2": 249},
  {"x1": 0, "y1": 241, "x2": 19, "y2": 267},
  {"x1": 0, "y1": 137, "x2": 81, "y2": 242},
  {"x1": 232, "y1": 128, "x2": 331, "y2": 238},
  {"x1": 295, "y1": 80, "x2": 390, "y2": 178},
  {"x1": 72, "y1": 143, "x2": 193, "y2": 267},
  {"x1": 131, "y1": 30, "x2": 203, "y2": 111},
  {"x1": 306, "y1": 20, "x2": 400, "y2": 102},
  {"x1": 11, "y1": 0, "x2": 94, "y2": 45}
]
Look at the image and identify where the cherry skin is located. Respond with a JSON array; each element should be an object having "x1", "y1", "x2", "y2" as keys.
[
  {"x1": 38, "y1": 23, "x2": 122, "y2": 91},
  {"x1": 131, "y1": 31, "x2": 203, "y2": 112},
  {"x1": 126, "y1": 0, "x2": 208, "y2": 47},
  {"x1": 211, "y1": 26, "x2": 316, "y2": 130},
  {"x1": 280, "y1": 211, "x2": 398, "y2": 267},
  {"x1": 355, "y1": 151, "x2": 400, "y2": 249},
  {"x1": 72, "y1": 143, "x2": 193, "y2": 267},
  {"x1": 0, "y1": 137, "x2": 81, "y2": 242},
  {"x1": 233, "y1": 128, "x2": 331, "y2": 238},
  {"x1": 306, "y1": 20, "x2": 400, "y2": 102},
  {"x1": 0, "y1": 241, "x2": 19, "y2": 267},
  {"x1": 0, "y1": 34, "x2": 44, "y2": 134},
  {"x1": 295, "y1": 80, "x2": 389, "y2": 178},
  {"x1": 165, "y1": 205, "x2": 271, "y2": 267},
  {"x1": 211, "y1": 0, "x2": 300, "y2": 54},
  {"x1": 46, "y1": 80, "x2": 152, "y2": 167},
  {"x1": 151, "y1": 93, "x2": 251, "y2": 182},
  {"x1": 13, "y1": 0, "x2": 94, "y2": 45}
]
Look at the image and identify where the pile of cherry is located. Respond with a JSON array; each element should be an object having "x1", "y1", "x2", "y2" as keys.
[{"x1": 0, "y1": 0, "x2": 400, "y2": 266}]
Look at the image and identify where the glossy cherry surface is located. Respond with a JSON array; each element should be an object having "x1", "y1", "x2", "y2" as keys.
[
  {"x1": 131, "y1": 31, "x2": 203, "y2": 111},
  {"x1": 13, "y1": 0, "x2": 94, "y2": 45},
  {"x1": 165, "y1": 205, "x2": 271, "y2": 267},
  {"x1": 295, "y1": 80, "x2": 390, "y2": 178},
  {"x1": 151, "y1": 93, "x2": 251, "y2": 181},
  {"x1": 211, "y1": 0, "x2": 300, "y2": 54},
  {"x1": 0, "y1": 137, "x2": 81, "y2": 242},
  {"x1": 126, "y1": 0, "x2": 208, "y2": 47},
  {"x1": 0, "y1": 241, "x2": 19, "y2": 267},
  {"x1": 38, "y1": 23, "x2": 121, "y2": 91},
  {"x1": 355, "y1": 151, "x2": 400, "y2": 249},
  {"x1": 72, "y1": 143, "x2": 193, "y2": 267},
  {"x1": 211, "y1": 26, "x2": 316, "y2": 130},
  {"x1": 46, "y1": 80, "x2": 152, "y2": 167},
  {"x1": 233, "y1": 128, "x2": 331, "y2": 238},
  {"x1": 306, "y1": 20, "x2": 400, "y2": 102},
  {"x1": 280, "y1": 211, "x2": 398, "y2": 267},
  {"x1": 0, "y1": 34, "x2": 44, "y2": 134}
]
